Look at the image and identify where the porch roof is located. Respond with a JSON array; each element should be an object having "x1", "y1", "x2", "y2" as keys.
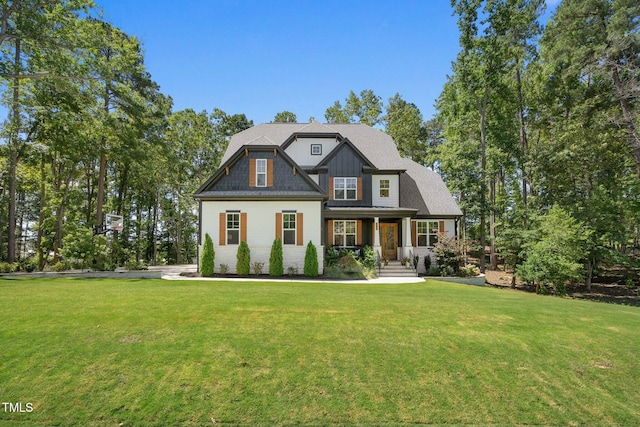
[{"x1": 324, "y1": 206, "x2": 418, "y2": 219}]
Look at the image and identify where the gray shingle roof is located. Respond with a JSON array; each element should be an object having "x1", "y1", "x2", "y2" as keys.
[
  {"x1": 399, "y1": 158, "x2": 463, "y2": 217},
  {"x1": 221, "y1": 122, "x2": 405, "y2": 170}
]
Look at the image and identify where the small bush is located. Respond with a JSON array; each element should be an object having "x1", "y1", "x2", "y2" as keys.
[
  {"x1": 362, "y1": 245, "x2": 376, "y2": 269},
  {"x1": 200, "y1": 233, "x2": 215, "y2": 277},
  {"x1": 269, "y1": 238, "x2": 283, "y2": 276},
  {"x1": 236, "y1": 241, "x2": 251, "y2": 275},
  {"x1": 426, "y1": 267, "x2": 441, "y2": 276},
  {"x1": 304, "y1": 241, "x2": 319, "y2": 277},
  {"x1": 458, "y1": 264, "x2": 480, "y2": 277},
  {"x1": 252, "y1": 261, "x2": 264, "y2": 275},
  {"x1": 287, "y1": 266, "x2": 298, "y2": 275},
  {"x1": 0, "y1": 262, "x2": 17, "y2": 273},
  {"x1": 53, "y1": 261, "x2": 67, "y2": 272},
  {"x1": 424, "y1": 255, "x2": 431, "y2": 272},
  {"x1": 219, "y1": 264, "x2": 229, "y2": 275},
  {"x1": 338, "y1": 253, "x2": 361, "y2": 273}
]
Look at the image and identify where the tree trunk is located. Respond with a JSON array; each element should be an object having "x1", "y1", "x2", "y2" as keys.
[
  {"x1": 37, "y1": 153, "x2": 46, "y2": 270},
  {"x1": 516, "y1": 67, "x2": 529, "y2": 220},
  {"x1": 479, "y1": 90, "x2": 488, "y2": 273},
  {"x1": 611, "y1": 66, "x2": 640, "y2": 178},
  {"x1": 585, "y1": 259, "x2": 594, "y2": 292},
  {"x1": 489, "y1": 175, "x2": 498, "y2": 270},
  {"x1": 7, "y1": 39, "x2": 21, "y2": 263}
]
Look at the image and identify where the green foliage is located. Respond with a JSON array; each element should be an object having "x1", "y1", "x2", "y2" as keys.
[
  {"x1": 0, "y1": 262, "x2": 18, "y2": 273},
  {"x1": 269, "y1": 238, "x2": 284, "y2": 276},
  {"x1": 516, "y1": 206, "x2": 591, "y2": 294},
  {"x1": 362, "y1": 245, "x2": 376, "y2": 269},
  {"x1": 236, "y1": 241, "x2": 251, "y2": 275},
  {"x1": 61, "y1": 227, "x2": 108, "y2": 271},
  {"x1": 325, "y1": 89, "x2": 382, "y2": 126},
  {"x1": 273, "y1": 111, "x2": 297, "y2": 123},
  {"x1": 432, "y1": 233, "x2": 463, "y2": 275},
  {"x1": 303, "y1": 241, "x2": 319, "y2": 277},
  {"x1": 200, "y1": 233, "x2": 215, "y2": 277},
  {"x1": 424, "y1": 255, "x2": 432, "y2": 272}
]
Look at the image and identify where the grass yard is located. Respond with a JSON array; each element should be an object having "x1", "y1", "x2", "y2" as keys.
[{"x1": 1, "y1": 278, "x2": 639, "y2": 427}]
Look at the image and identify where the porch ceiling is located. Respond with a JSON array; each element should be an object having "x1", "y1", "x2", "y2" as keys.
[{"x1": 324, "y1": 206, "x2": 418, "y2": 219}]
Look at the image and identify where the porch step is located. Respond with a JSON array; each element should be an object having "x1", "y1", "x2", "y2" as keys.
[{"x1": 378, "y1": 261, "x2": 418, "y2": 278}]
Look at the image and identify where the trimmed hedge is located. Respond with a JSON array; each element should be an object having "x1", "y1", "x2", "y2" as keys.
[
  {"x1": 303, "y1": 241, "x2": 318, "y2": 277},
  {"x1": 269, "y1": 238, "x2": 283, "y2": 276},
  {"x1": 200, "y1": 233, "x2": 215, "y2": 277},
  {"x1": 236, "y1": 241, "x2": 251, "y2": 275}
]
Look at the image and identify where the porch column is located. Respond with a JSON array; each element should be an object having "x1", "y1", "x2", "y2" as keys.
[
  {"x1": 373, "y1": 216, "x2": 381, "y2": 258},
  {"x1": 403, "y1": 217, "x2": 413, "y2": 259}
]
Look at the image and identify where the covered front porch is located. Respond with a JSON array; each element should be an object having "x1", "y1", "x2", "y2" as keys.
[{"x1": 324, "y1": 207, "x2": 418, "y2": 261}]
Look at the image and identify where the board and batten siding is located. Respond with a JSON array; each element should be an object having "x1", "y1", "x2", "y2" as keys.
[
  {"x1": 200, "y1": 200, "x2": 323, "y2": 274},
  {"x1": 372, "y1": 175, "x2": 399, "y2": 207},
  {"x1": 284, "y1": 137, "x2": 340, "y2": 167}
]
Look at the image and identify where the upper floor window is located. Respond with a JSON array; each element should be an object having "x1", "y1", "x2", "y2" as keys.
[
  {"x1": 283, "y1": 213, "x2": 296, "y2": 245},
  {"x1": 311, "y1": 144, "x2": 322, "y2": 155},
  {"x1": 334, "y1": 177, "x2": 357, "y2": 200},
  {"x1": 380, "y1": 179, "x2": 390, "y2": 198},
  {"x1": 256, "y1": 159, "x2": 267, "y2": 187}
]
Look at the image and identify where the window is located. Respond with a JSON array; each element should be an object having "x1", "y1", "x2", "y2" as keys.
[
  {"x1": 416, "y1": 220, "x2": 441, "y2": 246},
  {"x1": 226, "y1": 213, "x2": 240, "y2": 245},
  {"x1": 311, "y1": 144, "x2": 322, "y2": 155},
  {"x1": 256, "y1": 159, "x2": 267, "y2": 187},
  {"x1": 428, "y1": 221, "x2": 440, "y2": 246},
  {"x1": 283, "y1": 213, "x2": 296, "y2": 245},
  {"x1": 333, "y1": 220, "x2": 357, "y2": 247},
  {"x1": 334, "y1": 177, "x2": 357, "y2": 200},
  {"x1": 380, "y1": 179, "x2": 390, "y2": 198},
  {"x1": 417, "y1": 221, "x2": 428, "y2": 246}
]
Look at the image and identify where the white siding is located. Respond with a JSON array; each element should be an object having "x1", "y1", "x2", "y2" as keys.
[
  {"x1": 411, "y1": 218, "x2": 456, "y2": 274},
  {"x1": 200, "y1": 200, "x2": 323, "y2": 274},
  {"x1": 284, "y1": 137, "x2": 339, "y2": 167},
  {"x1": 372, "y1": 175, "x2": 399, "y2": 207}
]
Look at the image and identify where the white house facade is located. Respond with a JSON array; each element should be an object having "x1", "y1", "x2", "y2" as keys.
[{"x1": 194, "y1": 122, "x2": 462, "y2": 275}]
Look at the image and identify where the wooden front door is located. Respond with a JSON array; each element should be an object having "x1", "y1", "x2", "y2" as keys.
[{"x1": 380, "y1": 223, "x2": 397, "y2": 260}]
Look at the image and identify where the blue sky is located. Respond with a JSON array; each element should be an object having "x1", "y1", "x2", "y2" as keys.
[{"x1": 98, "y1": 0, "x2": 559, "y2": 125}]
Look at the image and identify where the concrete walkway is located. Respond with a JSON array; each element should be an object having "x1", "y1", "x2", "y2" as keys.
[{"x1": 149, "y1": 264, "x2": 425, "y2": 284}]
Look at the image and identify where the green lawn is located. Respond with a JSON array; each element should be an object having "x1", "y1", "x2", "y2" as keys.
[{"x1": 1, "y1": 278, "x2": 639, "y2": 427}]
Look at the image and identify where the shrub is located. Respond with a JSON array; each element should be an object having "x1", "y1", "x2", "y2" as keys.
[
  {"x1": 458, "y1": 264, "x2": 480, "y2": 277},
  {"x1": 338, "y1": 253, "x2": 360, "y2": 273},
  {"x1": 0, "y1": 262, "x2": 16, "y2": 273},
  {"x1": 219, "y1": 264, "x2": 229, "y2": 275},
  {"x1": 287, "y1": 266, "x2": 298, "y2": 275},
  {"x1": 53, "y1": 261, "x2": 67, "y2": 272},
  {"x1": 424, "y1": 255, "x2": 431, "y2": 272},
  {"x1": 432, "y1": 233, "x2": 463, "y2": 275},
  {"x1": 362, "y1": 245, "x2": 376, "y2": 269},
  {"x1": 252, "y1": 261, "x2": 264, "y2": 275},
  {"x1": 236, "y1": 241, "x2": 251, "y2": 275},
  {"x1": 516, "y1": 205, "x2": 590, "y2": 295},
  {"x1": 200, "y1": 233, "x2": 215, "y2": 277},
  {"x1": 304, "y1": 241, "x2": 319, "y2": 277},
  {"x1": 269, "y1": 238, "x2": 283, "y2": 276}
]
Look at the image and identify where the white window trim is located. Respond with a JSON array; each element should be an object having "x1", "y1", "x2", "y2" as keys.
[
  {"x1": 380, "y1": 179, "x2": 390, "y2": 198},
  {"x1": 311, "y1": 144, "x2": 322, "y2": 155},
  {"x1": 227, "y1": 212, "x2": 240, "y2": 245},
  {"x1": 333, "y1": 220, "x2": 357, "y2": 247},
  {"x1": 282, "y1": 212, "x2": 296, "y2": 245},
  {"x1": 256, "y1": 159, "x2": 267, "y2": 187},
  {"x1": 333, "y1": 177, "x2": 357, "y2": 200},
  {"x1": 415, "y1": 220, "x2": 441, "y2": 247}
]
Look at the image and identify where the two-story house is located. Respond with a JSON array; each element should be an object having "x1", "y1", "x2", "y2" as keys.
[{"x1": 193, "y1": 122, "x2": 462, "y2": 275}]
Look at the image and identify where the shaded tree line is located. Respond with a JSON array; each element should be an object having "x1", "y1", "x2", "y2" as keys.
[{"x1": 0, "y1": 1, "x2": 251, "y2": 267}]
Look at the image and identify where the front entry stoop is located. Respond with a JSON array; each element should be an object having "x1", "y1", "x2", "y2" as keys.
[{"x1": 378, "y1": 261, "x2": 417, "y2": 278}]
